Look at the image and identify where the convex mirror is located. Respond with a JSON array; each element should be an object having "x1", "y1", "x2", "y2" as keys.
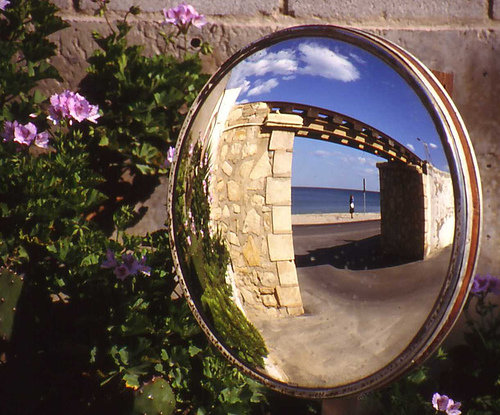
[{"x1": 167, "y1": 25, "x2": 481, "y2": 398}]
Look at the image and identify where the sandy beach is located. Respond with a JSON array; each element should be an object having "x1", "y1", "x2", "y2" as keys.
[{"x1": 292, "y1": 212, "x2": 381, "y2": 225}]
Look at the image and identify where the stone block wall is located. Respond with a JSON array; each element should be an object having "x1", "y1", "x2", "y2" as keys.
[
  {"x1": 378, "y1": 162, "x2": 426, "y2": 260},
  {"x1": 211, "y1": 102, "x2": 304, "y2": 317},
  {"x1": 378, "y1": 161, "x2": 455, "y2": 260}
]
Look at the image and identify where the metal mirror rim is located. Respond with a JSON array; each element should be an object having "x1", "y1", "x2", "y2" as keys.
[{"x1": 166, "y1": 24, "x2": 482, "y2": 398}]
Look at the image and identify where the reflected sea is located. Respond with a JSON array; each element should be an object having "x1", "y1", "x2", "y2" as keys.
[{"x1": 292, "y1": 187, "x2": 380, "y2": 215}]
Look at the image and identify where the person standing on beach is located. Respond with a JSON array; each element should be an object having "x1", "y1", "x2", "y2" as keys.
[{"x1": 349, "y1": 195, "x2": 355, "y2": 218}]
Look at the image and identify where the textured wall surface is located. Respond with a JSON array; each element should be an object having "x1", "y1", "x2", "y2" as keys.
[
  {"x1": 49, "y1": 0, "x2": 499, "y2": 276},
  {"x1": 378, "y1": 162, "x2": 426, "y2": 260},
  {"x1": 378, "y1": 162, "x2": 454, "y2": 260},
  {"x1": 212, "y1": 103, "x2": 304, "y2": 317}
]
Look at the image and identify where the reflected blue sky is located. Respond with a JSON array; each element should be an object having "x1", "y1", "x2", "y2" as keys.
[{"x1": 227, "y1": 37, "x2": 447, "y2": 191}]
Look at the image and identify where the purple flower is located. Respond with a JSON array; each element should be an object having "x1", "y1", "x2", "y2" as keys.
[
  {"x1": 2, "y1": 120, "x2": 50, "y2": 149},
  {"x1": 13, "y1": 122, "x2": 37, "y2": 146},
  {"x1": 114, "y1": 264, "x2": 131, "y2": 281},
  {"x1": 447, "y1": 401, "x2": 462, "y2": 415},
  {"x1": 432, "y1": 393, "x2": 450, "y2": 411},
  {"x1": 101, "y1": 249, "x2": 118, "y2": 269},
  {"x1": 101, "y1": 249, "x2": 151, "y2": 280},
  {"x1": 471, "y1": 274, "x2": 500, "y2": 295},
  {"x1": 48, "y1": 90, "x2": 100, "y2": 125},
  {"x1": 162, "y1": 2, "x2": 206, "y2": 32},
  {"x1": 1, "y1": 120, "x2": 17, "y2": 142},
  {"x1": 34, "y1": 131, "x2": 50, "y2": 149},
  {"x1": 48, "y1": 90, "x2": 72, "y2": 124},
  {"x1": 121, "y1": 253, "x2": 140, "y2": 275},
  {"x1": 432, "y1": 393, "x2": 461, "y2": 415},
  {"x1": 0, "y1": 0, "x2": 10, "y2": 11},
  {"x1": 137, "y1": 256, "x2": 151, "y2": 276},
  {"x1": 164, "y1": 146, "x2": 176, "y2": 167},
  {"x1": 67, "y1": 92, "x2": 100, "y2": 123}
]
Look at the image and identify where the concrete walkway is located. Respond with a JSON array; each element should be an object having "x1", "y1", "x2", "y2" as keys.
[{"x1": 251, "y1": 220, "x2": 451, "y2": 388}]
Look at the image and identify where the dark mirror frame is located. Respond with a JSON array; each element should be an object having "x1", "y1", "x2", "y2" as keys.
[{"x1": 167, "y1": 25, "x2": 482, "y2": 398}]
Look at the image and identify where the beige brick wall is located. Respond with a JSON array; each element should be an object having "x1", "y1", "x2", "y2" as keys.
[{"x1": 211, "y1": 103, "x2": 304, "y2": 317}]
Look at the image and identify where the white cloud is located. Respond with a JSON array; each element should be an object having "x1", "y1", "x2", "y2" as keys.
[
  {"x1": 429, "y1": 142, "x2": 438, "y2": 149},
  {"x1": 357, "y1": 156, "x2": 367, "y2": 164},
  {"x1": 297, "y1": 43, "x2": 360, "y2": 82},
  {"x1": 227, "y1": 49, "x2": 297, "y2": 90},
  {"x1": 313, "y1": 149, "x2": 332, "y2": 158},
  {"x1": 349, "y1": 52, "x2": 366, "y2": 64},
  {"x1": 227, "y1": 41, "x2": 360, "y2": 100},
  {"x1": 407, "y1": 143, "x2": 415, "y2": 151},
  {"x1": 247, "y1": 78, "x2": 279, "y2": 96}
]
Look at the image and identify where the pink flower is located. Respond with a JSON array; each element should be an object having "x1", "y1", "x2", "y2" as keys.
[
  {"x1": 48, "y1": 90, "x2": 72, "y2": 124},
  {"x1": 432, "y1": 393, "x2": 461, "y2": 415},
  {"x1": 14, "y1": 122, "x2": 37, "y2": 146},
  {"x1": 447, "y1": 401, "x2": 462, "y2": 415},
  {"x1": 67, "y1": 93, "x2": 100, "y2": 123},
  {"x1": 34, "y1": 131, "x2": 50, "y2": 149},
  {"x1": 2, "y1": 120, "x2": 50, "y2": 149},
  {"x1": 162, "y1": 2, "x2": 206, "y2": 33},
  {"x1": 48, "y1": 90, "x2": 100, "y2": 125},
  {"x1": 0, "y1": 0, "x2": 10, "y2": 11}
]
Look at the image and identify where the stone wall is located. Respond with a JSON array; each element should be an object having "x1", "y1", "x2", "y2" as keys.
[
  {"x1": 377, "y1": 162, "x2": 454, "y2": 260},
  {"x1": 424, "y1": 164, "x2": 455, "y2": 256},
  {"x1": 211, "y1": 102, "x2": 304, "y2": 317},
  {"x1": 378, "y1": 162, "x2": 426, "y2": 260}
]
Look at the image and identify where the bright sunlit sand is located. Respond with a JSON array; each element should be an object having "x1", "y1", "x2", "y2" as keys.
[{"x1": 292, "y1": 212, "x2": 381, "y2": 225}]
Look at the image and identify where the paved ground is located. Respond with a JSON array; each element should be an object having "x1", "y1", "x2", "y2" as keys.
[{"x1": 251, "y1": 220, "x2": 451, "y2": 388}]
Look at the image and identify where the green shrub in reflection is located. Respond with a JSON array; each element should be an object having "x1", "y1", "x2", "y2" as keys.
[{"x1": 175, "y1": 141, "x2": 268, "y2": 368}]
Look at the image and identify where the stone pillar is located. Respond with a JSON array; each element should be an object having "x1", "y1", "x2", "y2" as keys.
[
  {"x1": 377, "y1": 162, "x2": 426, "y2": 261},
  {"x1": 211, "y1": 103, "x2": 304, "y2": 317}
]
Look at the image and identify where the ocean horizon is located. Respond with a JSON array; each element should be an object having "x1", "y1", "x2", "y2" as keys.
[{"x1": 292, "y1": 186, "x2": 380, "y2": 215}]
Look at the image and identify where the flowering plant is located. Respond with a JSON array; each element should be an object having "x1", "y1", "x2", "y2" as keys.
[
  {"x1": 432, "y1": 393, "x2": 462, "y2": 415},
  {"x1": 48, "y1": 90, "x2": 101, "y2": 125},
  {"x1": 0, "y1": 2, "x2": 286, "y2": 415},
  {"x1": 162, "y1": 1, "x2": 207, "y2": 33},
  {"x1": 1, "y1": 120, "x2": 49, "y2": 148}
]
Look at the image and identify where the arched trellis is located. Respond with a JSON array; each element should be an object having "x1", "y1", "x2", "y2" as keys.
[{"x1": 264, "y1": 101, "x2": 426, "y2": 170}]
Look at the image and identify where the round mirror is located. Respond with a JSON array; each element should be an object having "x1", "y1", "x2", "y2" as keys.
[{"x1": 167, "y1": 25, "x2": 481, "y2": 397}]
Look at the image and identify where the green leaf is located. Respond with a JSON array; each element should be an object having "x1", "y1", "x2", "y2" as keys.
[
  {"x1": 136, "y1": 164, "x2": 154, "y2": 175},
  {"x1": 123, "y1": 373, "x2": 140, "y2": 389},
  {"x1": 98, "y1": 135, "x2": 109, "y2": 146},
  {"x1": 188, "y1": 345, "x2": 202, "y2": 357},
  {"x1": 33, "y1": 89, "x2": 46, "y2": 104},
  {"x1": 80, "y1": 253, "x2": 100, "y2": 266}
]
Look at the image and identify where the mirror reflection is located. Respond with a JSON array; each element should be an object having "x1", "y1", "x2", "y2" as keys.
[{"x1": 172, "y1": 35, "x2": 455, "y2": 388}]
